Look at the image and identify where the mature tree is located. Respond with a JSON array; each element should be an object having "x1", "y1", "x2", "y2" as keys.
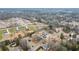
[
  {"x1": 63, "y1": 26, "x2": 71, "y2": 33},
  {"x1": 19, "y1": 38, "x2": 29, "y2": 51},
  {"x1": 60, "y1": 33, "x2": 64, "y2": 40},
  {"x1": 1, "y1": 46, "x2": 9, "y2": 51}
]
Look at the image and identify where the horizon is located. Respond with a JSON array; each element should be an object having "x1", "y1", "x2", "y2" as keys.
[{"x1": 0, "y1": 8, "x2": 79, "y2": 13}]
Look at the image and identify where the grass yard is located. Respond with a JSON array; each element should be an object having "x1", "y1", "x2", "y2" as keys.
[
  {"x1": 9, "y1": 27, "x2": 16, "y2": 34},
  {"x1": 18, "y1": 26, "x2": 26, "y2": 31},
  {"x1": 0, "y1": 29, "x2": 3, "y2": 40},
  {"x1": 28, "y1": 24, "x2": 37, "y2": 32}
]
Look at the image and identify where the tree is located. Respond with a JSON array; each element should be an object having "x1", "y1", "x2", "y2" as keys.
[
  {"x1": 60, "y1": 33, "x2": 64, "y2": 40},
  {"x1": 15, "y1": 38, "x2": 20, "y2": 46},
  {"x1": 4, "y1": 40, "x2": 10, "y2": 45},
  {"x1": 1, "y1": 46, "x2": 9, "y2": 51},
  {"x1": 48, "y1": 24, "x2": 53, "y2": 29},
  {"x1": 61, "y1": 39, "x2": 77, "y2": 51},
  {"x1": 48, "y1": 42, "x2": 67, "y2": 51},
  {"x1": 19, "y1": 38, "x2": 29, "y2": 51},
  {"x1": 63, "y1": 26, "x2": 71, "y2": 33}
]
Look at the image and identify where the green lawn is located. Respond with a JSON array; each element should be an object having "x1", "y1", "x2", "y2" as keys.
[
  {"x1": 9, "y1": 27, "x2": 16, "y2": 33},
  {"x1": 0, "y1": 29, "x2": 3, "y2": 40},
  {"x1": 18, "y1": 26, "x2": 26, "y2": 30},
  {"x1": 28, "y1": 24, "x2": 37, "y2": 31},
  {"x1": 0, "y1": 25, "x2": 36, "y2": 40}
]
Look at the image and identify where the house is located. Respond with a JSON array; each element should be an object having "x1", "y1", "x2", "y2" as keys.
[
  {"x1": 2, "y1": 29, "x2": 11, "y2": 40},
  {"x1": 76, "y1": 35, "x2": 79, "y2": 42},
  {"x1": 32, "y1": 30, "x2": 49, "y2": 42},
  {"x1": 16, "y1": 27, "x2": 19, "y2": 31},
  {"x1": 35, "y1": 46, "x2": 45, "y2": 51}
]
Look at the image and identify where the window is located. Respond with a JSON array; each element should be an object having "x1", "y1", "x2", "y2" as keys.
[{"x1": 28, "y1": 40, "x2": 31, "y2": 42}]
